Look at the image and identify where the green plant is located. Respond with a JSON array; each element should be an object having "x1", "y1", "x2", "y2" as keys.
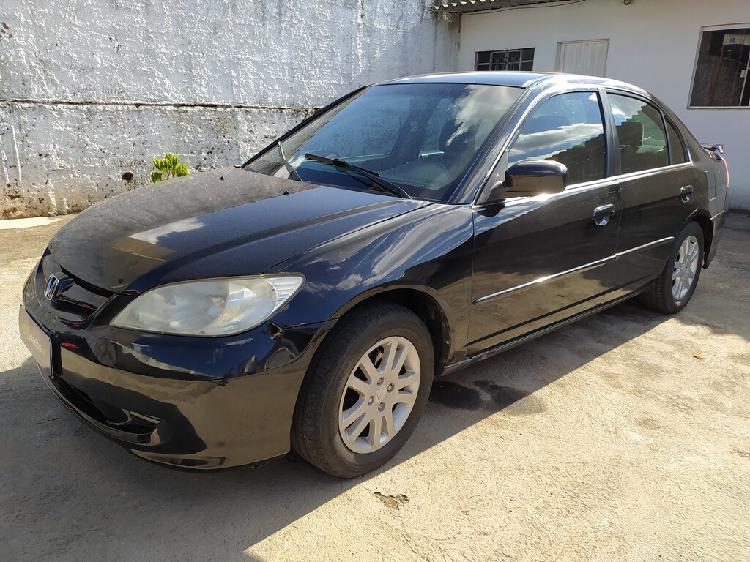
[{"x1": 151, "y1": 153, "x2": 189, "y2": 183}]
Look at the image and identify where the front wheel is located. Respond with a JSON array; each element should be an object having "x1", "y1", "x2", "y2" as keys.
[
  {"x1": 639, "y1": 222, "x2": 704, "y2": 314},
  {"x1": 292, "y1": 303, "x2": 434, "y2": 478}
]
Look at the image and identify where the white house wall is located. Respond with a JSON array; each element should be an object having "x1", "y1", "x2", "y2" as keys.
[
  {"x1": 0, "y1": 0, "x2": 458, "y2": 217},
  {"x1": 459, "y1": 0, "x2": 750, "y2": 209}
]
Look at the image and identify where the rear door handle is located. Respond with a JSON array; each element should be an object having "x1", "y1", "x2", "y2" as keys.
[
  {"x1": 592, "y1": 204, "x2": 616, "y2": 227},
  {"x1": 680, "y1": 185, "x2": 694, "y2": 203}
]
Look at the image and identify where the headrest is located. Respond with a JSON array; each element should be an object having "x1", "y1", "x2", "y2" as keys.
[{"x1": 618, "y1": 121, "x2": 643, "y2": 151}]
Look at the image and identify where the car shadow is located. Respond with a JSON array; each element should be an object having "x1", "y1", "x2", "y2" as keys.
[{"x1": 2, "y1": 298, "x2": 711, "y2": 562}]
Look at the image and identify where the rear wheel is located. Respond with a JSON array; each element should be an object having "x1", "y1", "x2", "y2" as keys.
[
  {"x1": 292, "y1": 303, "x2": 434, "y2": 478},
  {"x1": 639, "y1": 222, "x2": 704, "y2": 314}
]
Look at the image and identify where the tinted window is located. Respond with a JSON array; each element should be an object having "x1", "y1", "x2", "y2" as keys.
[
  {"x1": 246, "y1": 83, "x2": 522, "y2": 202},
  {"x1": 609, "y1": 94, "x2": 669, "y2": 173},
  {"x1": 665, "y1": 119, "x2": 687, "y2": 164},
  {"x1": 508, "y1": 91, "x2": 606, "y2": 185},
  {"x1": 421, "y1": 97, "x2": 453, "y2": 155}
]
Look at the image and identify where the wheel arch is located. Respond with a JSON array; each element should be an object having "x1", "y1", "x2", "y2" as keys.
[
  {"x1": 333, "y1": 286, "x2": 452, "y2": 374},
  {"x1": 294, "y1": 286, "x2": 452, "y2": 411}
]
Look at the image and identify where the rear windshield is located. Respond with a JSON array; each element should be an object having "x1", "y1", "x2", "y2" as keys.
[{"x1": 246, "y1": 83, "x2": 523, "y2": 202}]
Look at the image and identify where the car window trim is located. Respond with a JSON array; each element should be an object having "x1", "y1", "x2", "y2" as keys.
[
  {"x1": 485, "y1": 174, "x2": 619, "y2": 209},
  {"x1": 663, "y1": 115, "x2": 690, "y2": 165},
  {"x1": 606, "y1": 162, "x2": 693, "y2": 184},
  {"x1": 475, "y1": 160, "x2": 693, "y2": 213},
  {"x1": 475, "y1": 176, "x2": 619, "y2": 213}
]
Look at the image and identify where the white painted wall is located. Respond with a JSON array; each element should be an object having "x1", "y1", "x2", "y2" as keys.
[
  {"x1": 0, "y1": 0, "x2": 458, "y2": 217},
  {"x1": 459, "y1": 0, "x2": 750, "y2": 209}
]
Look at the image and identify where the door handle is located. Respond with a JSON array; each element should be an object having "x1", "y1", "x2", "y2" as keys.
[
  {"x1": 680, "y1": 185, "x2": 694, "y2": 203},
  {"x1": 592, "y1": 204, "x2": 616, "y2": 227}
]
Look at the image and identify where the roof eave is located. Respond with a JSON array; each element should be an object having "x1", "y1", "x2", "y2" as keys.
[{"x1": 433, "y1": 0, "x2": 578, "y2": 14}]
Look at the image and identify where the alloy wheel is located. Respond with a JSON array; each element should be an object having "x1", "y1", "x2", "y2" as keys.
[
  {"x1": 672, "y1": 235, "x2": 700, "y2": 302},
  {"x1": 338, "y1": 336, "x2": 420, "y2": 454}
]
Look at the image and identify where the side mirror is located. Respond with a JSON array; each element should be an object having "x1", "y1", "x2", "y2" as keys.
[{"x1": 481, "y1": 160, "x2": 568, "y2": 202}]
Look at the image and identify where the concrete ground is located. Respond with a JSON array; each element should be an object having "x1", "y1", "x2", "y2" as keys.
[{"x1": 1, "y1": 213, "x2": 749, "y2": 562}]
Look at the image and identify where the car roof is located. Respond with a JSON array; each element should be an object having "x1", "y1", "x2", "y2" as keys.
[{"x1": 379, "y1": 71, "x2": 646, "y2": 94}]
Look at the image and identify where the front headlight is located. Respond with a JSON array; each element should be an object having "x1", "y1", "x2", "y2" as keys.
[{"x1": 111, "y1": 276, "x2": 304, "y2": 336}]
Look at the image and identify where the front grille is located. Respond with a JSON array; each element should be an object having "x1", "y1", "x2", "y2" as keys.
[{"x1": 34, "y1": 250, "x2": 112, "y2": 328}]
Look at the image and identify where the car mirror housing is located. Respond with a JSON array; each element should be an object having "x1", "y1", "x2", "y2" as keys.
[{"x1": 482, "y1": 160, "x2": 568, "y2": 203}]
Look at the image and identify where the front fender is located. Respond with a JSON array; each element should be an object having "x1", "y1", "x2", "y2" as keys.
[{"x1": 269, "y1": 203, "x2": 475, "y2": 360}]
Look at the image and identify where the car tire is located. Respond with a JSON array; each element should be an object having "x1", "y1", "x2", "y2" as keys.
[
  {"x1": 639, "y1": 222, "x2": 704, "y2": 314},
  {"x1": 292, "y1": 303, "x2": 434, "y2": 478}
]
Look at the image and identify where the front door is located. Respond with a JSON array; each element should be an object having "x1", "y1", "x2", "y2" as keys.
[{"x1": 468, "y1": 90, "x2": 620, "y2": 355}]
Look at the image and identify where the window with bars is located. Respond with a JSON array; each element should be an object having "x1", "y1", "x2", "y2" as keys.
[{"x1": 475, "y1": 48, "x2": 535, "y2": 72}]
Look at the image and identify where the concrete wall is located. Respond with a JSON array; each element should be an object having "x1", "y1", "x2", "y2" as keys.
[
  {"x1": 459, "y1": 0, "x2": 750, "y2": 209},
  {"x1": 0, "y1": 0, "x2": 458, "y2": 217}
]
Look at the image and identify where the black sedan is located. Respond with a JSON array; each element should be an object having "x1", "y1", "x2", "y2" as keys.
[{"x1": 19, "y1": 72, "x2": 729, "y2": 477}]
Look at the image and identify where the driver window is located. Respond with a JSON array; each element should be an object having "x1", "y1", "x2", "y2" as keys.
[{"x1": 508, "y1": 91, "x2": 606, "y2": 185}]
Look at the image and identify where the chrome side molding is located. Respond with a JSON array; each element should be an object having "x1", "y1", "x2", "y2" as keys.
[{"x1": 473, "y1": 237, "x2": 675, "y2": 305}]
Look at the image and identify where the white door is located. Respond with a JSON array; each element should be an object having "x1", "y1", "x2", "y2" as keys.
[{"x1": 556, "y1": 39, "x2": 609, "y2": 77}]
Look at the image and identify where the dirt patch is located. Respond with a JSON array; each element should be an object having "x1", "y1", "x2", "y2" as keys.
[{"x1": 373, "y1": 492, "x2": 409, "y2": 509}]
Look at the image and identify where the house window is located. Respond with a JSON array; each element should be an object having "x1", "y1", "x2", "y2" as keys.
[
  {"x1": 556, "y1": 40, "x2": 609, "y2": 77},
  {"x1": 475, "y1": 49, "x2": 535, "y2": 72},
  {"x1": 689, "y1": 25, "x2": 750, "y2": 107}
]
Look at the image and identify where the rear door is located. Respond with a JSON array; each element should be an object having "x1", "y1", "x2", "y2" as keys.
[
  {"x1": 468, "y1": 90, "x2": 621, "y2": 355},
  {"x1": 604, "y1": 92, "x2": 699, "y2": 288}
]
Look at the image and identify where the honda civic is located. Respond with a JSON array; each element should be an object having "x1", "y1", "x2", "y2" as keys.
[{"x1": 20, "y1": 72, "x2": 729, "y2": 477}]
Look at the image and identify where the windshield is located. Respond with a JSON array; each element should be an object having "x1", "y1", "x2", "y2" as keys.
[{"x1": 245, "y1": 83, "x2": 523, "y2": 202}]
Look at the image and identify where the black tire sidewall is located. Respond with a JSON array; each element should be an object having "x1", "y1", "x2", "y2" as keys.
[{"x1": 311, "y1": 308, "x2": 434, "y2": 476}]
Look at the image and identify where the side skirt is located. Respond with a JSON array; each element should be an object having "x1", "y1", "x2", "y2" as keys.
[{"x1": 441, "y1": 290, "x2": 641, "y2": 376}]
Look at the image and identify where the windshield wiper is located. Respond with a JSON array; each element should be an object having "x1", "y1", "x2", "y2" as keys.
[
  {"x1": 304, "y1": 153, "x2": 411, "y2": 199},
  {"x1": 277, "y1": 141, "x2": 302, "y2": 181}
]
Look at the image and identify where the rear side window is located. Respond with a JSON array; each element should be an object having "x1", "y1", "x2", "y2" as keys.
[
  {"x1": 609, "y1": 94, "x2": 669, "y2": 173},
  {"x1": 665, "y1": 119, "x2": 688, "y2": 164},
  {"x1": 508, "y1": 91, "x2": 606, "y2": 185}
]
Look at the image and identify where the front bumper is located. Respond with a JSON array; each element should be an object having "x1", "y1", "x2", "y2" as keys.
[{"x1": 20, "y1": 257, "x2": 334, "y2": 469}]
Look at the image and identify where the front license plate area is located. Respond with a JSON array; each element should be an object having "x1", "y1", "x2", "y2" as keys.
[{"x1": 19, "y1": 307, "x2": 52, "y2": 378}]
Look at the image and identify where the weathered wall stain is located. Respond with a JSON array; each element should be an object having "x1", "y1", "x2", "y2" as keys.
[{"x1": 0, "y1": 0, "x2": 459, "y2": 218}]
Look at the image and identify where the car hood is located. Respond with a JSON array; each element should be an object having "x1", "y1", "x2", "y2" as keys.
[{"x1": 48, "y1": 168, "x2": 428, "y2": 292}]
